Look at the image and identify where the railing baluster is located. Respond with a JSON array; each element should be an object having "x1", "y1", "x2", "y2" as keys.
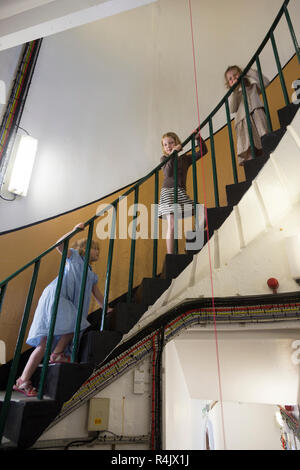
[
  {"x1": 38, "y1": 240, "x2": 69, "y2": 398},
  {"x1": 225, "y1": 98, "x2": 238, "y2": 184},
  {"x1": 191, "y1": 134, "x2": 199, "y2": 206},
  {"x1": 283, "y1": 3, "x2": 300, "y2": 64},
  {"x1": 71, "y1": 221, "x2": 94, "y2": 363},
  {"x1": 0, "y1": 260, "x2": 40, "y2": 444},
  {"x1": 256, "y1": 56, "x2": 273, "y2": 133},
  {"x1": 0, "y1": 284, "x2": 7, "y2": 314},
  {"x1": 127, "y1": 187, "x2": 139, "y2": 303},
  {"x1": 152, "y1": 170, "x2": 159, "y2": 278},
  {"x1": 241, "y1": 77, "x2": 256, "y2": 160},
  {"x1": 209, "y1": 117, "x2": 219, "y2": 207},
  {"x1": 173, "y1": 151, "x2": 178, "y2": 254},
  {"x1": 191, "y1": 134, "x2": 201, "y2": 240},
  {"x1": 100, "y1": 203, "x2": 117, "y2": 331},
  {"x1": 270, "y1": 31, "x2": 290, "y2": 106}
]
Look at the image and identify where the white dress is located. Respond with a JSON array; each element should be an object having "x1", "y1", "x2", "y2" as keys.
[
  {"x1": 229, "y1": 69, "x2": 270, "y2": 164},
  {"x1": 27, "y1": 249, "x2": 98, "y2": 348}
]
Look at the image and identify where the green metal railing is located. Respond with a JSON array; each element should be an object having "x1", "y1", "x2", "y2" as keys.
[{"x1": 0, "y1": 0, "x2": 299, "y2": 446}]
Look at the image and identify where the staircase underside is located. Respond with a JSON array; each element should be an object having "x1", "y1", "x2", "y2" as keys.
[{"x1": 47, "y1": 291, "x2": 300, "y2": 432}]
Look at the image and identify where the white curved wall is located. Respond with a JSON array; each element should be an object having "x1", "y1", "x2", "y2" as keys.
[
  {"x1": 0, "y1": 0, "x2": 299, "y2": 232},
  {"x1": 163, "y1": 327, "x2": 299, "y2": 450}
]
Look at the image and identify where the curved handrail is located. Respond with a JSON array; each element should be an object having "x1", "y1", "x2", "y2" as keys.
[{"x1": 0, "y1": 0, "x2": 298, "y2": 288}]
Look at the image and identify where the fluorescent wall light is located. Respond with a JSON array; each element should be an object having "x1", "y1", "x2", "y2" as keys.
[
  {"x1": 285, "y1": 234, "x2": 300, "y2": 284},
  {"x1": 0, "y1": 80, "x2": 6, "y2": 104},
  {"x1": 8, "y1": 135, "x2": 38, "y2": 196}
]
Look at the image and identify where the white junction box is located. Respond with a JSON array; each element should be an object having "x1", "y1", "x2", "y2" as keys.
[{"x1": 88, "y1": 398, "x2": 110, "y2": 431}]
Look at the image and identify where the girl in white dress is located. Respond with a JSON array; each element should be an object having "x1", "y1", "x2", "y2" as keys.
[
  {"x1": 13, "y1": 223, "x2": 108, "y2": 397},
  {"x1": 225, "y1": 66, "x2": 270, "y2": 165}
]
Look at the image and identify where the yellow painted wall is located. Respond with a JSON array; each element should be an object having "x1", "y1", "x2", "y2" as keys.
[{"x1": 0, "y1": 55, "x2": 298, "y2": 360}]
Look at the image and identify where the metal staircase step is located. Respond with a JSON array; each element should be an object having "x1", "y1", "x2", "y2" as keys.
[
  {"x1": 261, "y1": 128, "x2": 286, "y2": 154},
  {"x1": 36, "y1": 362, "x2": 94, "y2": 403},
  {"x1": 135, "y1": 278, "x2": 172, "y2": 306},
  {"x1": 243, "y1": 153, "x2": 270, "y2": 181},
  {"x1": 226, "y1": 180, "x2": 252, "y2": 206},
  {"x1": 0, "y1": 393, "x2": 61, "y2": 449},
  {"x1": 185, "y1": 206, "x2": 233, "y2": 254},
  {"x1": 278, "y1": 102, "x2": 300, "y2": 128},
  {"x1": 0, "y1": 360, "x2": 95, "y2": 448},
  {"x1": 78, "y1": 330, "x2": 122, "y2": 367},
  {"x1": 206, "y1": 206, "x2": 233, "y2": 233},
  {"x1": 104, "y1": 302, "x2": 148, "y2": 334},
  {"x1": 162, "y1": 253, "x2": 193, "y2": 279}
]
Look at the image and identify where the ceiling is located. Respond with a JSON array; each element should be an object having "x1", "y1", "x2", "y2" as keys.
[{"x1": 0, "y1": 0, "x2": 157, "y2": 51}]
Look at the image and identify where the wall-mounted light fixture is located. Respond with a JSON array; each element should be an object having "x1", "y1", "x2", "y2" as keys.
[
  {"x1": 8, "y1": 134, "x2": 38, "y2": 197},
  {"x1": 0, "y1": 80, "x2": 6, "y2": 104},
  {"x1": 285, "y1": 234, "x2": 300, "y2": 285}
]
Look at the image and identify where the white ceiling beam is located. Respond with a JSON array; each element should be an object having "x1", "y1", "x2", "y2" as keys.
[{"x1": 0, "y1": 0, "x2": 157, "y2": 51}]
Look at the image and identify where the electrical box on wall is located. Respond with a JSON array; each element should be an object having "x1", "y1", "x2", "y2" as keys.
[{"x1": 88, "y1": 398, "x2": 110, "y2": 431}]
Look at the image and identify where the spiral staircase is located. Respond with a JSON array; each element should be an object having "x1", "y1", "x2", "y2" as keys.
[{"x1": 0, "y1": 0, "x2": 300, "y2": 450}]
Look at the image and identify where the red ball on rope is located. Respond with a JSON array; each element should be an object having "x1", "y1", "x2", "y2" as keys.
[{"x1": 267, "y1": 278, "x2": 279, "y2": 294}]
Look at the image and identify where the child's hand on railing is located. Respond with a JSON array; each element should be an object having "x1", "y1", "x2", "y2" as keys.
[
  {"x1": 192, "y1": 129, "x2": 202, "y2": 141},
  {"x1": 173, "y1": 144, "x2": 182, "y2": 153},
  {"x1": 73, "y1": 223, "x2": 85, "y2": 231},
  {"x1": 56, "y1": 223, "x2": 85, "y2": 254}
]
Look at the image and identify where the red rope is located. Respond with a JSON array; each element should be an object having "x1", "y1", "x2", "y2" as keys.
[
  {"x1": 151, "y1": 333, "x2": 157, "y2": 450},
  {"x1": 188, "y1": 0, "x2": 226, "y2": 450}
]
